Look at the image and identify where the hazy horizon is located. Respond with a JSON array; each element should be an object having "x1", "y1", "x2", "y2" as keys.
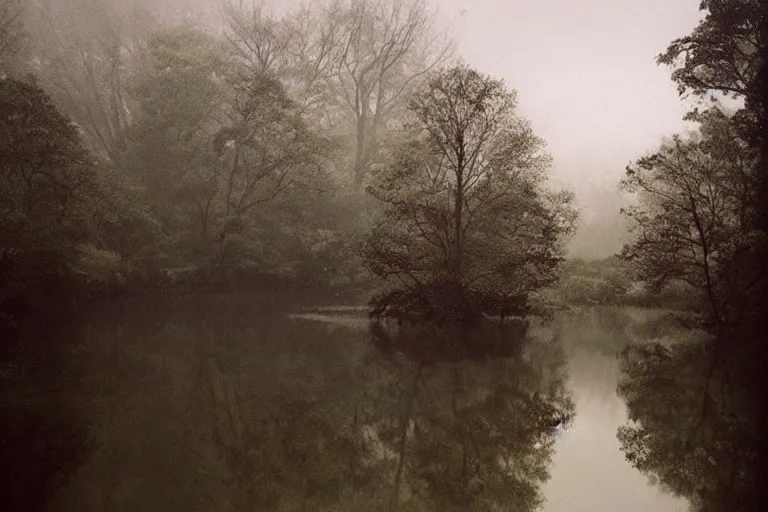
[
  {"x1": 256, "y1": 0, "x2": 705, "y2": 258},
  {"x1": 441, "y1": 0, "x2": 704, "y2": 258}
]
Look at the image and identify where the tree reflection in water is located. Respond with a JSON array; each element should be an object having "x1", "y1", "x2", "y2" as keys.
[
  {"x1": 616, "y1": 330, "x2": 760, "y2": 512},
  {"x1": 48, "y1": 298, "x2": 574, "y2": 512},
  {"x1": 368, "y1": 321, "x2": 574, "y2": 511}
]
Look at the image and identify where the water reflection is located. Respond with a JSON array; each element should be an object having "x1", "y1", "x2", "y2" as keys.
[
  {"x1": 616, "y1": 330, "x2": 760, "y2": 512},
  {"x1": 1, "y1": 315, "x2": 95, "y2": 512},
  {"x1": 540, "y1": 307, "x2": 690, "y2": 512},
  {"x1": 46, "y1": 297, "x2": 573, "y2": 511},
  {"x1": 368, "y1": 322, "x2": 574, "y2": 511}
]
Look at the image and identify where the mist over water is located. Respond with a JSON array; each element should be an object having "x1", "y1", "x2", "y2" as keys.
[
  {"x1": 2, "y1": 1, "x2": 766, "y2": 510},
  {"x1": 15, "y1": 298, "x2": 687, "y2": 511}
]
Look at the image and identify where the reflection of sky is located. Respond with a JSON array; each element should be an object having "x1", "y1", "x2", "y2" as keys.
[{"x1": 542, "y1": 343, "x2": 689, "y2": 512}]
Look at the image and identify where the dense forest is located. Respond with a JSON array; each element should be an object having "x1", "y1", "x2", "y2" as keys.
[
  {"x1": 2, "y1": 0, "x2": 768, "y2": 511},
  {"x1": 0, "y1": 0, "x2": 580, "y2": 323}
]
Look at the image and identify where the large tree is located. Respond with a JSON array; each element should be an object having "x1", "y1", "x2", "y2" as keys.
[
  {"x1": 658, "y1": 0, "x2": 763, "y2": 143},
  {"x1": 22, "y1": 0, "x2": 219, "y2": 162},
  {"x1": 622, "y1": 0, "x2": 767, "y2": 332},
  {"x1": 0, "y1": 76, "x2": 107, "y2": 302},
  {"x1": 126, "y1": 27, "x2": 331, "y2": 276},
  {"x1": 331, "y1": 0, "x2": 453, "y2": 188},
  {"x1": 223, "y1": 0, "x2": 454, "y2": 188},
  {"x1": 619, "y1": 108, "x2": 761, "y2": 330},
  {"x1": 211, "y1": 66, "x2": 333, "y2": 275},
  {"x1": 657, "y1": 0, "x2": 767, "y2": 276},
  {"x1": 22, "y1": 0, "x2": 154, "y2": 161},
  {"x1": 126, "y1": 27, "x2": 228, "y2": 261},
  {"x1": 362, "y1": 64, "x2": 576, "y2": 323}
]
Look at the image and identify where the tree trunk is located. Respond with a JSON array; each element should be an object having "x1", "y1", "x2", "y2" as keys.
[{"x1": 353, "y1": 105, "x2": 368, "y2": 188}]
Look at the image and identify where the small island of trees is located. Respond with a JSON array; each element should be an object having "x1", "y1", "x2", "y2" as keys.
[{"x1": 362, "y1": 64, "x2": 576, "y2": 325}]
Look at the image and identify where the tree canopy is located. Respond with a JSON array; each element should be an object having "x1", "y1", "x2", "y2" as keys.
[
  {"x1": 0, "y1": 76, "x2": 106, "y2": 297},
  {"x1": 622, "y1": 0, "x2": 766, "y2": 332},
  {"x1": 620, "y1": 108, "x2": 761, "y2": 328},
  {"x1": 362, "y1": 64, "x2": 576, "y2": 324},
  {"x1": 658, "y1": 0, "x2": 763, "y2": 142}
]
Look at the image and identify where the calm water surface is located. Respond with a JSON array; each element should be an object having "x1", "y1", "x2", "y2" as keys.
[
  {"x1": 36, "y1": 297, "x2": 691, "y2": 511},
  {"x1": 541, "y1": 309, "x2": 688, "y2": 512}
]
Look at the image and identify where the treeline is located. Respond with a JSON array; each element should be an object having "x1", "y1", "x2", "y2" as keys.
[
  {"x1": 616, "y1": 0, "x2": 766, "y2": 332},
  {"x1": 0, "y1": 0, "x2": 455, "y2": 315},
  {"x1": 2, "y1": 0, "x2": 578, "y2": 325},
  {"x1": 552, "y1": 0, "x2": 767, "y2": 328},
  {"x1": 608, "y1": 1, "x2": 768, "y2": 510}
]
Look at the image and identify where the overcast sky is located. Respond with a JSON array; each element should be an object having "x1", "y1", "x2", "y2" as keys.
[{"x1": 437, "y1": 0, "x2": 703, "y2": 191}]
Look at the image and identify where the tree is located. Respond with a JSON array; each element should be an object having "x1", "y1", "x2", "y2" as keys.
[
  {"x1": 362, "y1": 64, "x2": 576, "y2": 324},
  {"x1": 0, "y1": 76, "x2": 105, "y2": 302},
  {"x1": 657, "y1": 1, "x2": 767, "y2": 307},
  {"x1": 332, "y1": 0, "x2": 453, "y2": 188},
  {"x1": 658, "y1": 0, "x2": 763, "y2": 143},
  {"x1": 22, "y1": 0, "x2": 218, "y2": 162},
  {"x1": 211, "y1": 67, "x2": 333, "y2": 276},
  {"x1": 126, "y1": 27, "x2": 331, "y2": 278},
  {"x1": 0, "y1": 0, "x2": 25, "y2": 76},
  {"x1": 223, "y1": 0, "x2": 454, "y2": 188},
  {"x1": 21, "y1": 0, "x2": 155, "y2": 161},
  {"x1": 619, "y1": 108, "x2": 761, "y2": 329},
  {"x1": 125, "y1": 27, "x2": 227, "y2": 267},
  {"x1": 222, "y1": 0, "x2": 287, "y2": 75}
]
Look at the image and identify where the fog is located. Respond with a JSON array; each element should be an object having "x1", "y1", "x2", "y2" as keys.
[
  {"x1": 2, "y1": 0, "x2": 766, "y2": 511},
  {"x1": 443, "y1": 0, "x2": 704, "y2": 258},
  {"x1": 43, "y1": 0, "x2": 705, "y2": 261},
  {"x1": 252, "y1": 0, "x2": 704, "y2": 258}
]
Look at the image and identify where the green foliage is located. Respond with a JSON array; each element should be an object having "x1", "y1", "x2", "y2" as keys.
[
  {"x1": 122, "y1": 27, "x2": 340, "y2": 284},
  {"x1": 554, "y1": 258, "x2": 634, "y2": 306},
  {"x1": 68, "y1": 244, "x2": 132, "y2": 288},
  {"x1": 1, "y1": 1, "x2": 460, "y2": 304},
  {"x1": 223, "y1": 0, "x2": 454, "y2": 189},
  {"x1": 127, "y1": 28, "x2": 226, "y2": 198},
  {"x1": 363, "y1": 64, "x2": 576, "y2": 323}
]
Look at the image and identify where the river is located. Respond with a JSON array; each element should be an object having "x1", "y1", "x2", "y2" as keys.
[{"x1": 19, "y1": 296, "x2": 699, "y2": 511}]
